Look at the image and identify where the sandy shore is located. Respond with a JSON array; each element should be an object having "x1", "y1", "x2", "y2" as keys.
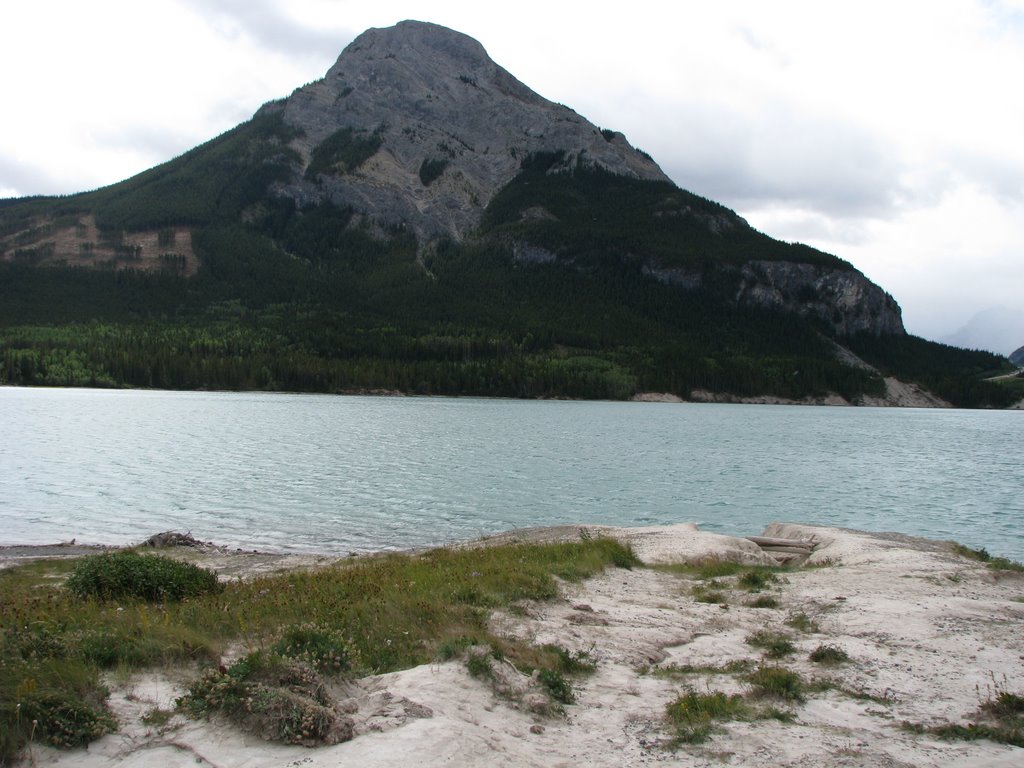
[{"x1": 9, "y1": 523, "x2": 1024, "y2": 767}]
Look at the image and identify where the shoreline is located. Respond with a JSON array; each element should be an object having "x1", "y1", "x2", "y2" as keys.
[
  {"x1": 7, "y1": 522, "x2": 1024, "y2": 767},
  {"x1": 6, "y1": 381, "x2": 1023, "y2": 410}
]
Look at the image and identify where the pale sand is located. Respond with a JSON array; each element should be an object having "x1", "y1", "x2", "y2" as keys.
[{"x1": 13, "y1": 523, "x2": 1024, "y2": 768}]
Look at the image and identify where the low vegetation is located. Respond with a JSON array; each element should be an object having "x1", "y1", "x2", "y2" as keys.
[
  {"x1": 903, "y1": 685, "x2": 1024, "y2": 748},
  {"x1": 0, "y1": 537, "x2": 637, "y2": 762},
  {"x1": 808, "y1": 644, "x2": 850, "y2": 665},
  {"x1": 745, "y1": 631, "x2": 797, "y2": 659},
  {"x1": 746, "y1": 666, "x2": 806, "y2": 702},
  {"x1": 951, "y1": 543, "x2": 1024, "y2": 573},
  {"x1": 65, "y1": 550, "x2": 221, "y2": 601},
  {"x1": 785, "y1": 611, "x2": 821, "y2": 634},
  {"x1": 665, "y1": 689, "x2": 749, "y2": 745}
]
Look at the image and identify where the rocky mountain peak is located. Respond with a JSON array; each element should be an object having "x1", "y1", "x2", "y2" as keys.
[{"x1": 275, "y1": 21, "x2": 668, "y2": 241}]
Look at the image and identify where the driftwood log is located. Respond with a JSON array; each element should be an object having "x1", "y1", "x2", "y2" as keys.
[
  {"x1": 745, "y1": 536, "x2": 816, "y2": 551},
  {"x1": 745, "y1": 535, "x2": 817, "y2": 564}
]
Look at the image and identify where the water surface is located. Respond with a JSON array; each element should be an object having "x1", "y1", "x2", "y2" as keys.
[{"x1": 1, "y1": 387, "x2": 1021, "y2": 559}]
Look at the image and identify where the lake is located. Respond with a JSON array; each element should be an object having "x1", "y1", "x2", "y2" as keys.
[{"x1": 1, "y1": 387, "x2": 1021, "y2": 560}]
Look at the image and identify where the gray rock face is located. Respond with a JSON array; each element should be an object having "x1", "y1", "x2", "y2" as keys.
[
  {"x1": 642, "y1": 261, "x2": 905, "y2": 337},
  {"x1": 736, "y1": 261, "x2": 904, "y2": 336},
  {"x1": 276, "y1": 20, "x2": 667, "y2": 241}
]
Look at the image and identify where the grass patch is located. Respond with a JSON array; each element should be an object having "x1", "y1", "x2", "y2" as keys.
[
  {"x1": 0, "y1": 536, "x2": 636, "y2": 762},
  {"x1": 785, "y1": 611, "x2": 820, "y2": 633},
  {"x1": 903, "y1": 720, "x2": 1024, "y2": 748},
  {"x1": 983, "y1": 690, "x2": 1024, "y2": 720},
  {"x1": 653, "y1": 660, "x2": 754, "y2": 678},
  {"x1": 538, "y1": 668, "x2": 575, "y2": 704},
  {"x1": 465, "y1": 652, "x2": 495, "y2": 680},
  {"x1": 692, "y1": 584, "x2": 728, "y2": 604},
  {"x1": 437, "y1": 635, "x2": 480, "y2": 661},
  {"x1": 738, "y1": 570, "x2": 779, "y2": 592},
  {"x1": 665, "y1": 689, "x2": 749, "y2": 745},
  {"x1": 745, "y1": 630, "x2": 796, "y2": 659},
  {"x1": 747, "y1": 595, "x2": 780, "y2": 609},
  {"x1": 664, "y1": 684, "x2": 800, "y2": 745},
  {"x1": 141, "y1": 707, "x2": 174, "y2": 727},
  {"x1": 660, "y1": 561, "x2": 786, "y2": 582},
  {"x1": 746, "y1": 666, "x2": 805, "y2": 701},
  {"x1": 271, "y1": 623, "x2": 352, "y2": 673},
  {"x1": 902, "y1": 683, "x2": 1024, "y2": 747},
  {"x1": 951, "y1": 543, "x2": 1024, "y2": 573},
  {"x1": 689, "y1": 560, "x2": 748, "y2": 579},
  {"x1": 541, "y1": 644, "x2": 597, "y2": 675},
  {"x1": 808, "y1": 644, "x2": 850, "y2": 665}
]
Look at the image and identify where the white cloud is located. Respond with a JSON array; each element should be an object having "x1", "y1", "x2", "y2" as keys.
[{"x1": 1, "y1": 0, "x2": 1022, "y2": 344}]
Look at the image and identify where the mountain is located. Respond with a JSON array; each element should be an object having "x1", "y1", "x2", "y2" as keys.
[
  {"x1": 0, "y1": 21, "x2": 1015, "y2": 406},
  {"x1": 1011, "y1": 346, "x2": 1024, "y2": 367},
  {"x1": 940, "y1": 306, "x2": 1024, "y2": 356}
]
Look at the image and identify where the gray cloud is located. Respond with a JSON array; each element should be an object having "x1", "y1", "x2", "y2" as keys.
[
  {"x1": 179, "y1": 0, "x2": 356, "y2": 62},
  {"x1": 943, "y1": 149, "x2": 1024, "y2": 203},
  {"x1": 0, "y1": 155, "x2": 66, "y2": 198},
  {"x1": 88, "y1": 125, "x2": 210, "y2": 165},
  {"x1": 624, "y1": 100, "x2": 907, "y2": 223}
]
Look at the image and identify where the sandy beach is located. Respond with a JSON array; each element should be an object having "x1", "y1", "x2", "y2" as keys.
[{"x1": 6, "y1": 523, "x2": 1024, "y2": 767}]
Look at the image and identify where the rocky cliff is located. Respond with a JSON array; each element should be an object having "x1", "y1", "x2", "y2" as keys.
[{"x1": 274, "y1": 21, "x2": 667, "y2": 241}]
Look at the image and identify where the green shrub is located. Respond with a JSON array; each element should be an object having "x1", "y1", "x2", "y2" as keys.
[
  {"x1": 665, "y1": 690, "x2": 748, "y2": 744},
  {"x1": 178, "y1": 653, "x2": 342, "y2": 746},
  {"x1": 538, "y1": 668, "x2": 575, "y2": 704},
  {"x1": 748, "y1": 595, "x2": 780, "y2": 609},
  {"x1": 746, "y1": 666, "x2": 805, "y2": 701},
  {"x1": 437, "y1": 636, "x2": 479, "y2": 661},
  {"x1": 544, "y1": 644, "x2": 597, "y2": 675},
  {"x1": 984, "y1": 690, "x2": 1024, "y2": 719},
  {"x1": 745, "y1": 630, "x2": 796, "y2": 658},
  {"x1": 466, "y1": 652, "x2": 494, "y2": 679},
  {"x1": 9, "y1": 692, "x2": 115, "y2": 751},
  {"x1": 952, "y1": 543, "x2": 1024, "y2": 573},
  {"x1": 692, "y1": 586, "x2": 728, "y2": 604},
  {"x1": 66, "y1": 551, "x2": 221, "y2": 602},
  {"x1": 785, "y1": 612, "x2": 820, "y2": 633},
  {"x1": 272, "y1": 623, "x2": 351, "y2": 673},
  {"x1": 809, "y1": 644, "x2": 850, "y2": 664},
  {"x1": 738, "y1": 571, "x2": 778, "y2": 592}
]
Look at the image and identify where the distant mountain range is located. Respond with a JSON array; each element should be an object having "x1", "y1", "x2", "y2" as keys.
[
  {"x1": 940, "y1": 306, "x2": 1024, "y2": 357},
  {"x1": 0, "y1": 21, "x2": 1017, "y2": 407}
]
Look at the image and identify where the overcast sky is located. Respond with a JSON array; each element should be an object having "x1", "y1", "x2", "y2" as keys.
[{"x1": 3, "y1": 0, "x2": 1023, "y2": 349}]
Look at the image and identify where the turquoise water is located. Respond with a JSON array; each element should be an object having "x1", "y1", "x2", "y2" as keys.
[{"x1": 1, "y1": 387, "x2": 1022, "y2": 559}]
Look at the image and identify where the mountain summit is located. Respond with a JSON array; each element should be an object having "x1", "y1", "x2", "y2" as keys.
[
  {"x1": 0, "y1": 22, "x2": 1017, "y2": 406},
  {"x1": 274, "y1": 20, "x2": 667, "y2": 241}
]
